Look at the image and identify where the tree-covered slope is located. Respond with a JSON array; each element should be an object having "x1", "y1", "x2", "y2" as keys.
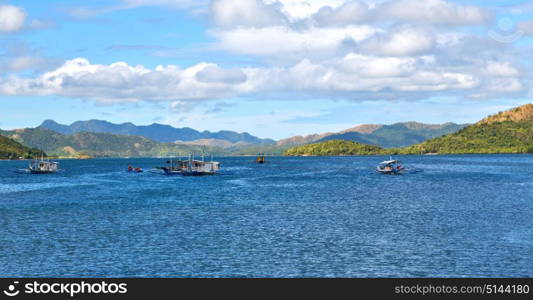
[
  {"x1": 400, "y1": 104, "x2": 533, "y2": 154},
  {"x1": 284, "y1": 140, "x2": 386, "y2": 156},
  {"x1": 0, "y1": 134, "x2": 44, "y2": 159}
]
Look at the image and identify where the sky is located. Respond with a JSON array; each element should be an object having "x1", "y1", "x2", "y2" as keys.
[{"x1": 0, "y1": 0, "x2": 533, "y2": 139}]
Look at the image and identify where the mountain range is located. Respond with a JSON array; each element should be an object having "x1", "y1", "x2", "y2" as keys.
[
  {"x1": 0, "y1": 128, "x2": 222, "y2": 158},
  {"x1": 276, "y1": 122, "x2": 466, "y2": 148},
  {"x1": 39, "y1": 120, "x2": 275, "y2": 145},
  {"x1": 0, "y1": 118, "x2": 471, "y2": 158}
]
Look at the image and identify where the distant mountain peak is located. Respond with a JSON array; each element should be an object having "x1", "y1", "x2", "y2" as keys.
[
  {"x1": 340, "y1": 124, "x2": 382, "y2": 134},
  {"x1": 41, "y1": 119, "x2": 59, "y2": 125}
]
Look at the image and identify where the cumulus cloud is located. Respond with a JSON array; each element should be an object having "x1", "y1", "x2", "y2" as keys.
[
  {"x1": 2, "y1": 52, "x2": 519, "y2": 103},
  {"x1": 208, "y1": 0, "x2": 493, "y2": 64},
  {"x1": 170, "y1": 100, "x2": 196, "y2": 113},
  {"x1": 268, "y1": 56, "x2": 479, "y2": 95},
  {"x1": 377, "y1": 0, "x2": 490, "y2": 25},
  {"x1": 311, "y1": 0, "x2": 370, "y2": 26},
  {"x1": 210, "y1": 0, "x2": 287, "y2": 28},
  {"x1": 196, "y1": 65, "x2": 247, "y2": 83},
  {"x1": 484, "y1": 62, "x2": 520, "y2": 77},
  {"x1": 266, "y1": 0, "x2": 347, "y2": 20},
  {"x1": 212, "y1": 25, "x2": 377, "y2": 60},
  {"x1": 358, "y1": 26, "x2": 435, "y2": 56},
  {"x1": 0, "y1": 4, "x2": 26, "y2": 32},
  {"x1": 485, "y1": 78, "x2": 523, "y2": 93},
  {"x1": 1, "y1": 0, "x2": 528, "y2": 105},
  {"x1": 0, "y1": 58, "x2": 255, "y2": 103}
]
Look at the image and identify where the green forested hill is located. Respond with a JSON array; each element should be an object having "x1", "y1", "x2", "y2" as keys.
[
  {"x1": 0, "y1": 128, "x2": 223, "y2": 158},
  {"x1": 0, "y1": 135, "x2": 44, "y2": 159},
  {"x1": 399, "y1": 105, "x2": 533, "y2": 154},
  {"x1": 284, "y1": 104, "x2": 533, "y2": 156},
  {"x1": 284, "y1": 140, "x2": 386, "y2": 156}
]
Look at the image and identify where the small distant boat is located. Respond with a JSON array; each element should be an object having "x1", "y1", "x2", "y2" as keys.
[
  {"x1": 377, "y1": 157, "x2": 405, "y2": 175},
  {"x1": 256, "y1": 153, "x2": 266, "y2": 164},
  {"x1": 158, "y1": 153, "x2": 220, "y2": 176},
  {"x1": 28, "y1": 157, "x2": 59, "y2": 174},
  {"x1": 127, "y1": 165, "x2": 143, "y2": 173}
]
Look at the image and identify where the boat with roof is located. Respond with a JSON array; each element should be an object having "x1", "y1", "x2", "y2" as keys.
[
  {"x1": 156, "y1": 153, "x2": 220, "y2": 176},
  {"x1": 28, "y1": 155, "x2": 59, "y2": 174},
  {"x1": 376, "y1": 157, "x2": 405, "y2": 175}
]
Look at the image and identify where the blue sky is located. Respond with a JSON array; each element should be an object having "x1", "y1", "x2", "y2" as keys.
[{"x1": 1, "y1": 0, "x2": 533, "y2": 139}]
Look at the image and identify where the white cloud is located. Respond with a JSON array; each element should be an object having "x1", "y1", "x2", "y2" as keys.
[
  {"x1": 170, "y1": 100, "x2": 196, "y2": 113},
  {"x1": 311, "y1": 0, "x2": 370, "y2": 26},
  {"x1": 266, "y1": 0, "x2": 348, "y2": 20},
  {"x1": 358, "y1": 27, "x2": 434, "y2": 56},
  {"x1": 1, "y1": 0, "x2": 528, "y2": 105},
  {"x1": 484, "y1": 62, "x2": 520, "y2": 77},
  {"x1": 377, "y1": 0, "x2": 490, "y2": 25},
  {"x1": 0, "y1": 53, "x2": 489, "y2": 103},
  {"x1": 268, "y1": 56, "x2": 479, "y2": 94},
  {"x1": 212, "y1": 25, "x2": 377, "y2": 59},
  {"x1": 208, "y1": 0, "x2": 492, "y2": 64},
  {"x1": 485, "y1": 78, "x2": 523, "y2": 93},
  {"x1": 210, "y1": 0, "x2": 287, "y2": 28},
  {"x1": 196, "y1": 65, "x2": 247, "y2": 84},
  {"x1": 340, "y1": 54, "x2": 417, "y2": 77},
  {"x1": 0, "y1": 4, "x2": 26, "y2": 32},
  {"x1": 0, "y1": 58, "x2": 254, "y2": 103}
]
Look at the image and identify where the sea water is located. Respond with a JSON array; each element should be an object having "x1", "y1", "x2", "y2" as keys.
[{"x1": 0, "y1": 155, "x2": 532, "y2": 277}]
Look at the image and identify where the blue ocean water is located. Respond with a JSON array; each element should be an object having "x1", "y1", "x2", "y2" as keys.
[{"x1": 0, "y1": 155, "x2": 532, "y2": 277}]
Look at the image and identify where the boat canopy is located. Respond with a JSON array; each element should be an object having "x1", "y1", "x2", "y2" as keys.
[{"x1": 379, "y1": 160, "x2": 400, "y2": 165}]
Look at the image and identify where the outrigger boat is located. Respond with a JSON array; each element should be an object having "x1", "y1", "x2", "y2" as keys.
[
  {"x1": 158, "y1": 153, "x2": 220, "y2": 176},
  {"x1": 28, "y1": 156, "x2": 59, "y2": 174},
  {"x1": 377, "y1": 157, "x2": 405, "y2": 175}
]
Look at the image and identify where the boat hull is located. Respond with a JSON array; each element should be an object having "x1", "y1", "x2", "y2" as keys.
[
  {"x1": 377, "y1": 168, "x2": 404, "y2": 175},
  {"x1": 29, "y1": 170, "x2": 57, "y2": 174},
  {"x1": 181, "y1": 171, "x2": 217, "y2": 176}
]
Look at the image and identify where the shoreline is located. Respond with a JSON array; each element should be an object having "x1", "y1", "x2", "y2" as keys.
[{"x1": 4, "y1": 152, "x2": 533, "y2": 161}]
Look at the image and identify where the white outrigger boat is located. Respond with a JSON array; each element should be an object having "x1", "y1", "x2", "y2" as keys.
[
  {"x1": 377, "y1": 157, "x2": 405, "y2": 175},
  {"x1": 28, "y1": 157, "x2": 59, "y2": 174},
  {"x1": 158, "y1": 153, "x2": 220, "y2": 176}
]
